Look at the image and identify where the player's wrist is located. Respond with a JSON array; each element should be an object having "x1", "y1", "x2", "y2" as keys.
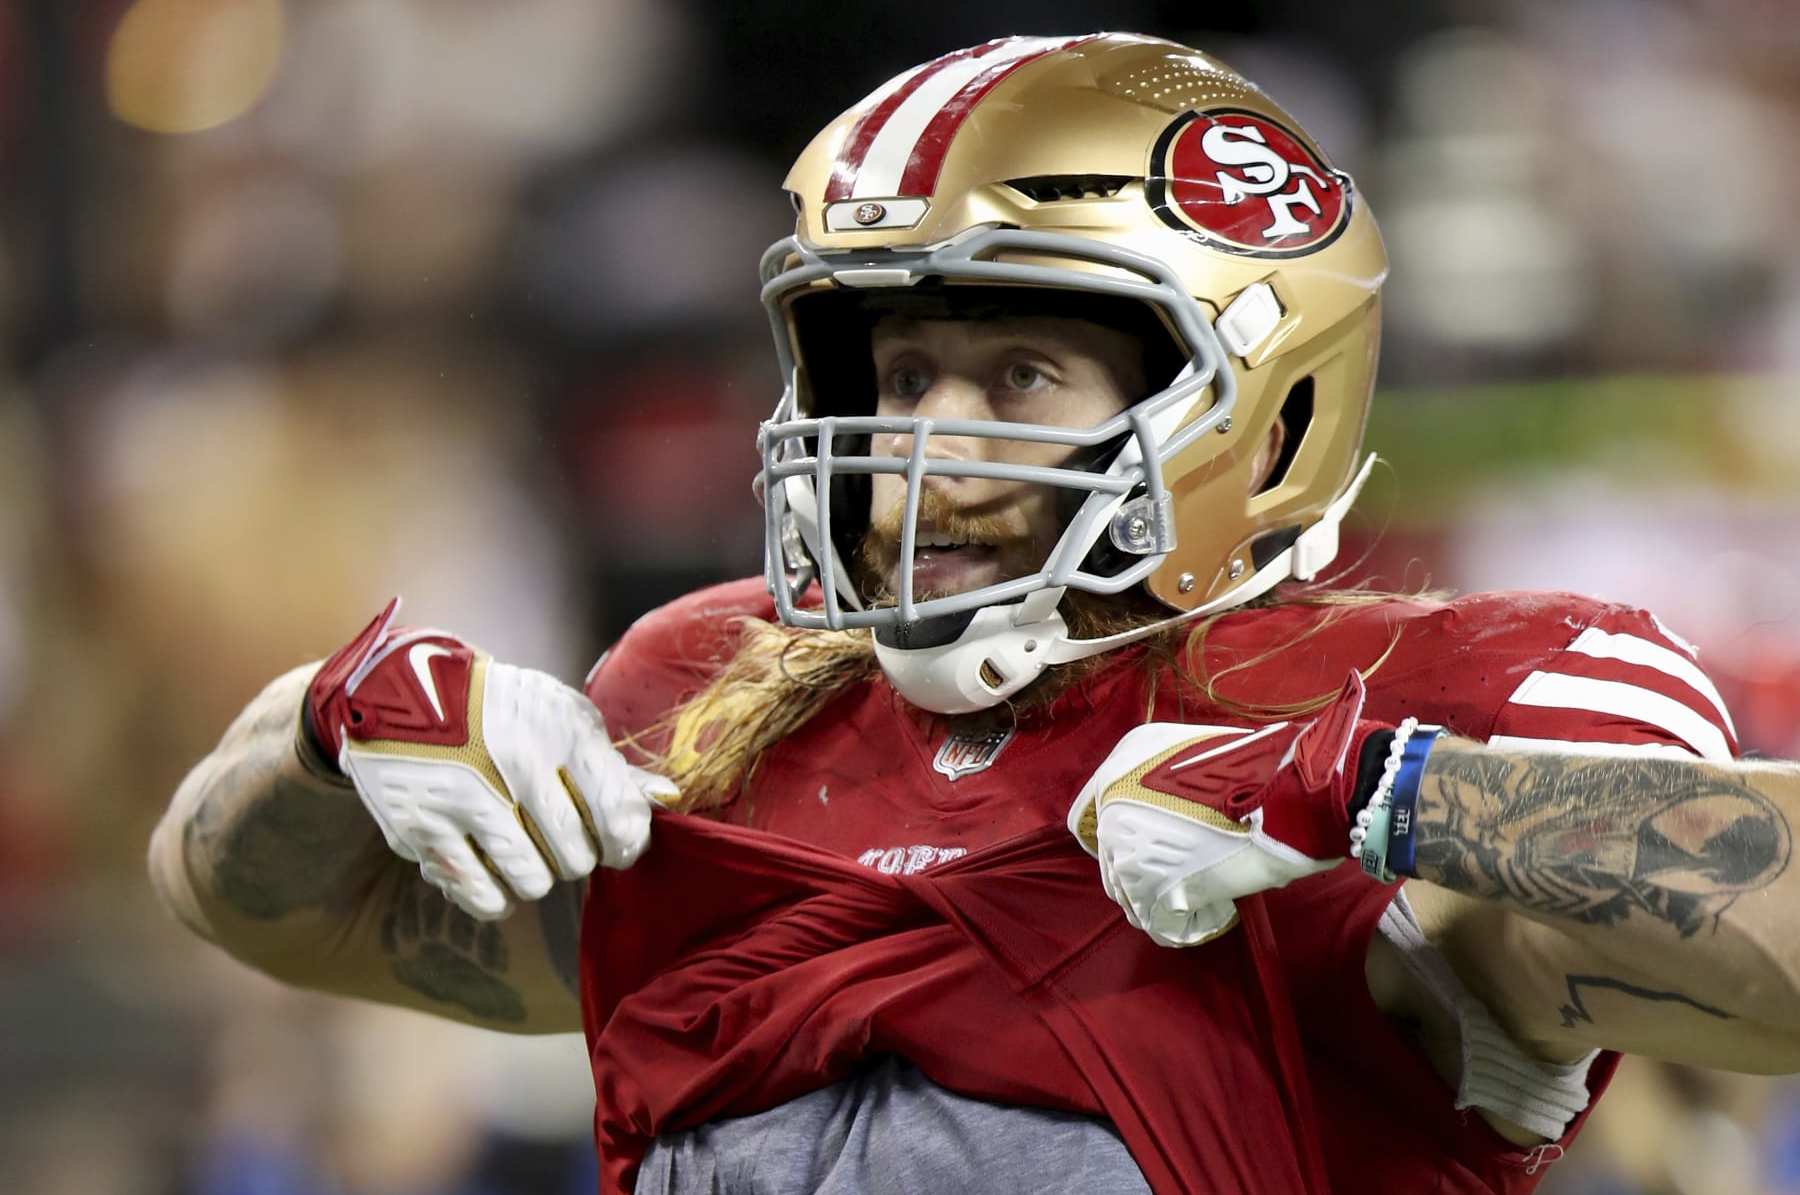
[
  {"x1": 1346, "y1": 720, "x2": 1442, "y2": 881},
  {"x1": 305, "y1": 598, "x2": 405, "y2": 763},
  {"x1": 294, "y1": 681, "x2": 351, "y2": 783},
  {"x1": 1347, "y1": 730, "x2": 1397, "y2": 820},
  {"x1": 302, "y1": 597, "x2": 486, "y2": 763}
]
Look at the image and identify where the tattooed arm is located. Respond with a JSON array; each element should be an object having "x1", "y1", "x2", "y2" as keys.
[
  {"x1": 1402, "y1": 740, "x2": 1800, "y2": 1070},
  {"x1": 148, "y1": 665, "x2": 587, "y2": 1033}
]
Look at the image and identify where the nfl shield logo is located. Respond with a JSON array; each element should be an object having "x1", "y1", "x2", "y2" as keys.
[{"x1": 932, "y1": 727, "x2": 1014, "y2": 781}]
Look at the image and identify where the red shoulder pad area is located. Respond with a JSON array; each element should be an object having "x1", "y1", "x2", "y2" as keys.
[
  {"x1": 1374, "y1": 590, "x2": 1620, "y2": 738},
  {"x1": 1190, "y1": 589, "x2": 1727, "y2": 750},
  {"x1": 583, "y1": 577, "x2": 775, "y2": 756},
  {"x1": 1247, "y1": 589, "x2": 1738, "y2": 758},
  {"x1": 1483, "y1": 598, "x2": 1738, "y2": 761},
  {"x1": 1194, "y1": 591, "x2": 1600, "y2": 714}
]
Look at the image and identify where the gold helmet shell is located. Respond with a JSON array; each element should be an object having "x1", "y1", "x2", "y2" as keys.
[{"x1": 756, "y1": 33, "x2": 1387, "y2": 712}]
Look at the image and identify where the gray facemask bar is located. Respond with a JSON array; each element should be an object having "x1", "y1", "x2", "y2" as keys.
[{"x1": 755, "y1": 227, "x2": 1238, "y2": 633}]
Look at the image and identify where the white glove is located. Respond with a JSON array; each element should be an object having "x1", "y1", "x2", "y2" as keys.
[
  {"x1": 1068, "y1": 719, "x2": 1346, "y2": 948},
  {"x1": 307, "y1": 599, "x2": 677, "y2": 920}
]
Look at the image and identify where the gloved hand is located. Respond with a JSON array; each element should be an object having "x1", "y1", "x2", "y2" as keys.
[
  {"x1": 304, "y1": 599, "x2": 676, "y2": 920},
  {"x1": 1067, "y1": 672, "x2": 1391, "y2": 947}
]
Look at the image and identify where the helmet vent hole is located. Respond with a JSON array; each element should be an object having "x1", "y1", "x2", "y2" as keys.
[
  {"x1": 979, "y1": 659, "x2": 1008, "y2": 690},
  {"x1": 1256, "y1": 376, "x2": 1314, "y2": 496},
  {"x1": 1003, "y1": 175, "x2": 1133, "y2": 203}
]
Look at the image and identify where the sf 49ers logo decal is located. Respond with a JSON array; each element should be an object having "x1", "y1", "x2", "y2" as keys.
[{"x1": 1147, "y1": 108, "x2": 1352, "y2": 257}]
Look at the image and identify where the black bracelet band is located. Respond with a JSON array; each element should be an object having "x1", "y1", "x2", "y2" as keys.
[
  {"x1": 1347, "y1": 730, "x2": 1396, "y2": 819},
  {"x1": 293, "y1": 697, "x2": 351, "y2": 785}
]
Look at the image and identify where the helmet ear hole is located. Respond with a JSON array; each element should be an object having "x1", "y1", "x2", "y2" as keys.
[
  {"x1": 1251, "y1": 525, "x2": 1303, "y2": 570},
  {"x1": 1255, "y1": 376, "x2": 1314, "y2": 496}
]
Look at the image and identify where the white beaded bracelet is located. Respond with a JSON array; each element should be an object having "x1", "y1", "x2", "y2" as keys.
[{"x1": 1349, "y1": 717, "x2": 1421, "y2": 881}]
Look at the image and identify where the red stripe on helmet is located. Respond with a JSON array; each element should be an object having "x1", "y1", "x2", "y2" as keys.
[
  {"x1": 894, "y1": 35, "x2": 1091, "y2": 198},
  {"x1": 824, "y1": 44, "x2": 994, "y2": 202}
]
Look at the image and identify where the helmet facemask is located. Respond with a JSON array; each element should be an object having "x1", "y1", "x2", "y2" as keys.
[{"x1": 756, "y1": 228, "x2": 1239, "y2": 712}]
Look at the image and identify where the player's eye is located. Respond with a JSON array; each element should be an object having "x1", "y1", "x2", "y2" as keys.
[
  {"x1": 1002, "y1": 362, "x2": 1049, "y2": 392},
  {"x1": 888, "y1": 366, "x2": 931, "y2": 399}
]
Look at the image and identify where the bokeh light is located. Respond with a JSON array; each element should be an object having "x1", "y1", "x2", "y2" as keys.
[{"x1": 106, "y1": 0, "x2": 285, "y2": 134}]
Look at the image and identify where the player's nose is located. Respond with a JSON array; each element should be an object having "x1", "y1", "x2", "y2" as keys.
[{"x1": 885, "y1": 377, "x2": 992, "y2": 467}]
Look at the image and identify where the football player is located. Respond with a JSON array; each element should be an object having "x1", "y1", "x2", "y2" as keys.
[{"x1": 151, "y1": 34, "x2": 1800, "y2": 1195}]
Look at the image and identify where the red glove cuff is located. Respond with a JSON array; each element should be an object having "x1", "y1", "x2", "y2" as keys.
[
  {"x1": 304, "y1": 599, "x2": 477, "y2": 766},
  {"x1": 1251, "y1": 671, "x2": 1396, "y2": 861}
]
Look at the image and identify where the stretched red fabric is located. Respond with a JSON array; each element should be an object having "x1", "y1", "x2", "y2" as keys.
[
  {"x1": 580, "y1": 579, "x2": 1721, "y2": 1192},
  {"x1": 582, "y1": 814, "x2": 1331, "y2": 1195}
]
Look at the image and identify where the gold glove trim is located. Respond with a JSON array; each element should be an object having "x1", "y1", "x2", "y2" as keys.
[
  {"x1": 1101, "y1": 734, "x2": 1250, "y2": 828},
  {"x1": 342, "y1": 655, "x2": 513, "y2": 803}
]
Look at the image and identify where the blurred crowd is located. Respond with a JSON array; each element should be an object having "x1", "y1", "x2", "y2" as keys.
[{"x1": 1, "y1": 1, "x2": 1798, "y2": 1192}]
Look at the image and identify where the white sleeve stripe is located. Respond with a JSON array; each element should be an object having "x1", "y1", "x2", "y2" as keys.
[
  {"x1": 1507, "y1": 672, "x2": 1732, "y2": 761},
  {"x1": 1487, "y1": 735, "x2": 1700, "y2": 760},
  {"x1": 1566, "y1": 627, "x2": 1737, "y2": 738}
]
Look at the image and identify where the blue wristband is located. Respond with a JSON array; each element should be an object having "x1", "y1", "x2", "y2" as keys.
[{"x1": 1384, "y1": 726, "x2": 1441, "y2": 877}]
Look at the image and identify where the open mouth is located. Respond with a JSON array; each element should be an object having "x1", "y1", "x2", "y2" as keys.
[
  {"x1": 857, "y1": 493, "x2": 1023, "y2": 601},
  {"x1": 902, "y1": 535, "x2": 1003, "y2": 593}
]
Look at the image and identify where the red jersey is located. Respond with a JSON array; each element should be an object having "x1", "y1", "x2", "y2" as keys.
[{"x1": 581, "y1": 578, "x2": 1737, "y2": 1195}]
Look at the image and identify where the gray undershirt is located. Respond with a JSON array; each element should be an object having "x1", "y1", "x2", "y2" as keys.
[{"x1": 634, "y1": 1056, "x2": 1150, "y2": 1195}]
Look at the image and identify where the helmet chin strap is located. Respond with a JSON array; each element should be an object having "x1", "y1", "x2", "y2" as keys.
[{"x1": 875, "y1": 454, "x2": 1376, "y2": 715}]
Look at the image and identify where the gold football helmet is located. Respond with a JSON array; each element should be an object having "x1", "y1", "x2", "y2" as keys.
[{"x1": 756, "y1": 33, "x2": 1387, "y2": 714}]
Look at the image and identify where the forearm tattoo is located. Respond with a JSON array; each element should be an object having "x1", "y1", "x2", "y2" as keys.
[
  {"x1": 1558, "y1": 974, "x2": 1731, "y2": 1029},
  {"x1": 1413, "y1": 743, "x2": 1792, "y2": 938},
  {"x1": 539, "y1": 879, "x2": 587, "y2": 999},
  {"x1": 381, "y1": 878, "x2": 527, "y2": 1024},
  {"x1": 182, "y1": 692, "x2": 382, "y2": 921}
]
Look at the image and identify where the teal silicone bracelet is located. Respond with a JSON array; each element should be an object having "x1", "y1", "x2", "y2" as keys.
[{"x1": 1358, "y1": 798, "x2": 1396, "y2": 884}]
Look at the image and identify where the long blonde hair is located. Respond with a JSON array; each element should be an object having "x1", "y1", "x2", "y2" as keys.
[
  {"x1": 631, "y1": 582, "x2": 1436, "y2": 813},
  {"x1": 619, "y1": 618, "x2": 880, "y2": 813}
]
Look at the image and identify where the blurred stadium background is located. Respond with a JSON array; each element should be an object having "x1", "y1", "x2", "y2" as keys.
[{"x1": 2, "y1": 1, "x2": 1799, "y2": 1192}]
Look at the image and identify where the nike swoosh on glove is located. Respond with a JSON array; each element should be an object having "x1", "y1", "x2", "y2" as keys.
[
  {"x1": 1066, "y1": 671, "x2": 1390, "y2": 947},
  {"x1": 306, "y1": 598, "x2": 677, "y2": 921}
]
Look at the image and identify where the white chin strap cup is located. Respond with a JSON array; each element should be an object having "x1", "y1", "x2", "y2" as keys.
[
  {"x1": 874, "y1": 590, "x2": 1068, "y2": 716},
  {"x1": 875, "y1": 454, "x2": 1377, "y2": 715}
]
